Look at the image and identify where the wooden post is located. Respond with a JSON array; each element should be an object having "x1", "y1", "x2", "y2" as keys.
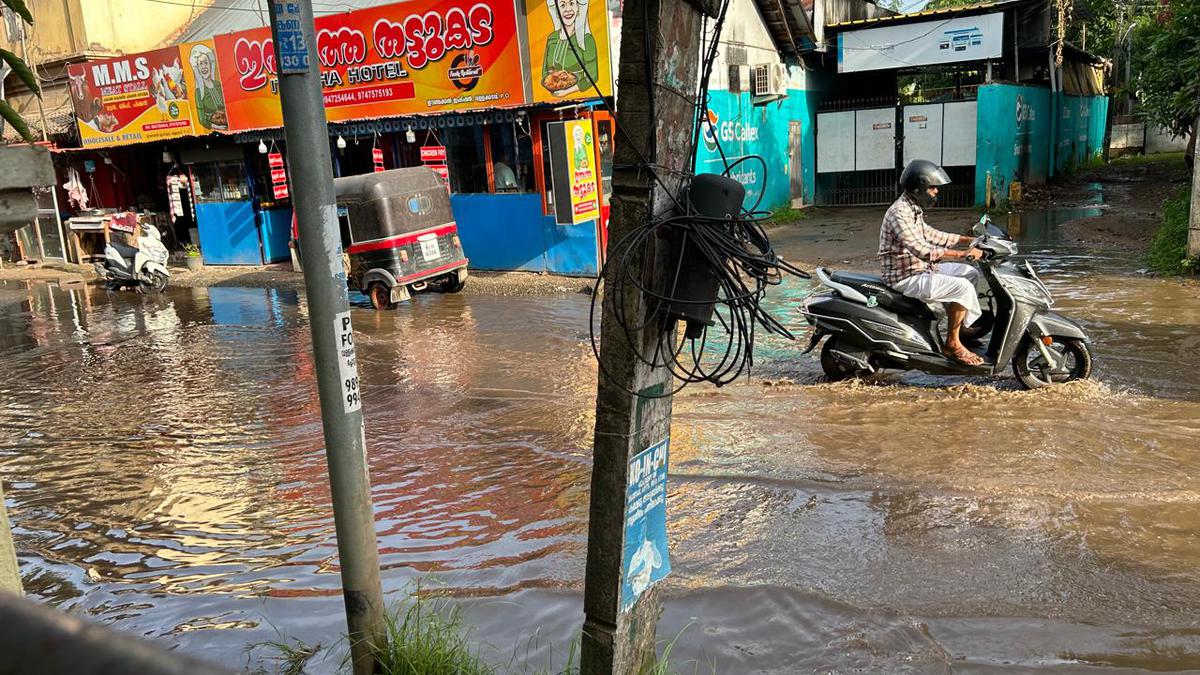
[{"x1": 580, "y1": 0, "x2": 710, "y2": 670}]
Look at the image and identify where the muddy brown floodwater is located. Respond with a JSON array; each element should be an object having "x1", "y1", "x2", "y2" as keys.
[{"x1": 2, "y1": 202, "x2": 1199, "y2": 673}]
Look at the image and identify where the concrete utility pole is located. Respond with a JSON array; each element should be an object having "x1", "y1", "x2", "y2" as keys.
[
  {"x1": 1, "y1": 481, "x2": 20, "y2": 596},
  {"x1": 0, "y1": 145, "x2": 54, "y2": 595},
  {"x1": 581, "y1": 0, "x2": 711, "y2": 670},
  {"x1": 265, "y1": 3, "x2": 386, "y2": 674},
  {"x1": 1188, "y1": 113, "x2": 1200, "y2": 259}
]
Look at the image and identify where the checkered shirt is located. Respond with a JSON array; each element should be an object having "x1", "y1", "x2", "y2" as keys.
[{"x1": 878, "y1": 195, "x2": 960, "y2": 286}]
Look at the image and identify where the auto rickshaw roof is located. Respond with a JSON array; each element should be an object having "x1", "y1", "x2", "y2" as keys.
[{"x1": 333, "y1": 167, "x2": 446, "y2": 204}]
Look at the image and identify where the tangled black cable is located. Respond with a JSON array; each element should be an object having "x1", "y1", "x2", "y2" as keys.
[{"x1": 553, "y1": 0, "x2": 809, "y2": 396}]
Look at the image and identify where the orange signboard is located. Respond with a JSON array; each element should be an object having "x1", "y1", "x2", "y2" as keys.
[
  {"x1": 526, "y1": 0, "x2": 613, "y2": 103},
  {"x1": 67, "y1": 46, "x2": 199, "y2": 147},
  {"x1": 214, "y1": 0, "x2": 527, "y2": 132}
]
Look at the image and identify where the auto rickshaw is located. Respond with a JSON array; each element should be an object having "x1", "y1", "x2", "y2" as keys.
[{"x1": 333, "y1": 167, "x2": 469, "y2": 309}]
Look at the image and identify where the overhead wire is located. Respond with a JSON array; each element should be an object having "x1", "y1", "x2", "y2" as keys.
[{"x1": 552, "y1": 0, "x2": 809, "y2": 397}]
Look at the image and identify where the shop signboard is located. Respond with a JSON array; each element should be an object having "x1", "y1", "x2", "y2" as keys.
[
  {"x1": 214, "y1": 0, "x2": 527, "y2": 132},
  {"x1": 66, "y1": 46, "x2": 200, "y2": 147},
  {"x1": 181, "y1": 40, "x2": 230, "y2": 134},
  {"x1": 546, "y1": 119, "x2": 600, "y2": 224},
  {"x1": 564, "y1": 119, "x2": 600, "y2": 224},
  {"x1": 525, "y1": 0, "x2": 614, "y2": 103},
  {"x1": 838, "y1": 13, "x2": 1004, "y2": 73}
]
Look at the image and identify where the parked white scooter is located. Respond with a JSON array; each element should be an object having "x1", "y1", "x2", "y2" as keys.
[{"x1": 95, "y1": 223, "x2": 170, "y2": 293}]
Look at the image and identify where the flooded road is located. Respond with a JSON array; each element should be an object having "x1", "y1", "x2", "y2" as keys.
[{"x1": 2, "y1": 208, "x2": 1200, "y2": 673}]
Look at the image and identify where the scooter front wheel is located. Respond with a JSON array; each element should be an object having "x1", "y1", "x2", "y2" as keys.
[{"x1": 1012, "y1": 336, "x2": 1092, "y2": 389}]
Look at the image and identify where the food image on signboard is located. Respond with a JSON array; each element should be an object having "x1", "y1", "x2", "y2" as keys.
[
  {"x1": 541, "y1": 0, "x2": 598, "y2": 97},
  {"x1": 151, "y1": 59, "x2": 188, "y2": 118},
  {"x1": 188, "y1": 44, "x2": 228, "y2": 130}
]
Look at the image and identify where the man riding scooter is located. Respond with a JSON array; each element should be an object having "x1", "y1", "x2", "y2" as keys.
[{"x1": 880, "y1": 159, "x2": 986, "y2": 365}]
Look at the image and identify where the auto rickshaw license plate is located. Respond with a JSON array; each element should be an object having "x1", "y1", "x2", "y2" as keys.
[{"x1": 419, "y1": 237, "x2": 440, "y2": 261}]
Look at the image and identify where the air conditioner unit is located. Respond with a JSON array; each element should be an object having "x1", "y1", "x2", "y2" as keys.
[
  {"x1": 728, "y1": 65, "x2": 750, "y2": 93},
  {"x1": 751, "y1": 64, "x2": 771, "y2": 97},
  {"x1": 770, "y1": 63, "x2": 789, "y2": 96}
]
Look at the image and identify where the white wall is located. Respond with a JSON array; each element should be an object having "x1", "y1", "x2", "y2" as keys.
[
  {"x1": 1146, "y1": 125, "x2": 1188, "y2": 154},
  {"x1": 702, "y1": 0, "x2": 806, "y2": 92}
]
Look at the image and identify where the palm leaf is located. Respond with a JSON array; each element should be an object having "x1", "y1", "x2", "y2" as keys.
[
  {"x1": 0, "y1": 98, "x2": 35, "y2": 143},
  {"x1": 0, "y1": 48, "x2": 39, "y2": 96},
  {"x1": 1, "y1": 0, "x2": 33, "y2": 26}
]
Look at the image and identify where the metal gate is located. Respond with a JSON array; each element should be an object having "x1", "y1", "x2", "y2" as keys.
[{"x1": 816, "y1": 101, "x2": 978, "y2": 208}]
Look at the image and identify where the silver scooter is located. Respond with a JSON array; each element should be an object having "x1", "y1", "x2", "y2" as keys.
[
  {"x1": 95, "y1": 222, "x2": 170, "y2": 293},
  {"x1": 800, "y1": 215, "x2": 1093, "y2": 389}
]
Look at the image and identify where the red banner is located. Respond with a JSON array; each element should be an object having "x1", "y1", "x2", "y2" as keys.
[
  {"x1": 268, "y1": 152, "x2": 284, "y2": 169},
  {"x1": 274, "y1": 183, "x2": 290, "y2": 199},
  {"x1": 213, "y1": 0, "x2": 526, "y2": 132}
]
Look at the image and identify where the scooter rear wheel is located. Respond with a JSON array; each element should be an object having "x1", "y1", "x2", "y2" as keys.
[{"x1": 820, "y1": 338, "x2": 862, "y2": 382}]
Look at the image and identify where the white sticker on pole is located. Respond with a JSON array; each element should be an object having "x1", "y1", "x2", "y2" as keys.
[{"x1": 334, "y1": 310, "x2": 362, "y2": 413}]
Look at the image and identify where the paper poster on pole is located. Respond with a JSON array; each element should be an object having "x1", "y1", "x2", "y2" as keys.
[{"x1": 620, "y1": 436, "x2": 670, "y2": 613}]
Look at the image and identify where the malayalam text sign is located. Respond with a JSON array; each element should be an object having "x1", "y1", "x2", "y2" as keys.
[
  {"x1": 563, "y1": 119, "x2": 600, "y2": 224},
  {"x1": 214, "y1": 0, "x2": 527, "y2": 131}
]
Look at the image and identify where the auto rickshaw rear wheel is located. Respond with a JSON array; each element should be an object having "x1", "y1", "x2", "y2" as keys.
[
  {"x1": 442, "y1": 274, "x2": 466, "y2": 293},
  {"x1": 368, "y1": 282, "x2": 397, "y2": 310}
]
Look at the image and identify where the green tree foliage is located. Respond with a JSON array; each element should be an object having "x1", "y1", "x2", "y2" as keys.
[
  {"x1": 1133, "y1": 0, "x2": 1200, "y2": 136},
  {"x1": 0, "y1": 0, "x2": 37, "y2": 143}
]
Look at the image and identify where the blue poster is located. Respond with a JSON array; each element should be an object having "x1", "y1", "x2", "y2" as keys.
[
  {"x1": 272, "y1": 2, "x2": 310, "y2": 74},
  {"x1": 620, "y1": 436, "x2": 671, "y2": 613}
]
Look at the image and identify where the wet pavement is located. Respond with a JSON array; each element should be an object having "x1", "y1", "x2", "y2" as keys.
[{"x1": 2, "y1": 203, "x2": 1200, "y2": 673}]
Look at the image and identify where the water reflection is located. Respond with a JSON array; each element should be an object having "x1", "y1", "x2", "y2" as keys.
[
  {"x1": 3, "y1": 197, "x2": 1200, "y2": 673},
  {"x1": 0, "y1": 283, "x2": 593, "y2": 668}
]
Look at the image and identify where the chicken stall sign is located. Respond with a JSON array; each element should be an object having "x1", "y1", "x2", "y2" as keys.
[
  {"x1": 67, "y1": 47, "x2": 203, "y2": 147},
  {"x1": 214, "y1": 0, "x2": 527, "y2": 131}
]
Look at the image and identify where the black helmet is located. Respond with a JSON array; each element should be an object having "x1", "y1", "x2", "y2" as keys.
[{"x1": 900, "y1": 159, "x2": 950, "y2": 207}]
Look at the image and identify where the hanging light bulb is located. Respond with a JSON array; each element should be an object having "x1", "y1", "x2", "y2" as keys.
[
  {"x1": 162, "y1": 149, "x2": 173, "y2": 163},
  {"x1": 258, "y1": 139, "x2": 268, "y2": 154},
  {"x1": 336, "y1": 135, "x2": 347, "y2": 150},
  {"x1": 405, "y1": 127, "x2": 416, "y2": 144}
]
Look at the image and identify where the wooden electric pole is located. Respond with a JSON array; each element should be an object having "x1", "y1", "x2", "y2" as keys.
[{"x1": 580, "y1": 0, "x2": 715, "y2": 670}]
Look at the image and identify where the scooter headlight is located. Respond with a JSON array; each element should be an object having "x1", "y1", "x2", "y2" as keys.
[{"x1": 1003, "y1": 274, "x2": 1053, "y2": 306}]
